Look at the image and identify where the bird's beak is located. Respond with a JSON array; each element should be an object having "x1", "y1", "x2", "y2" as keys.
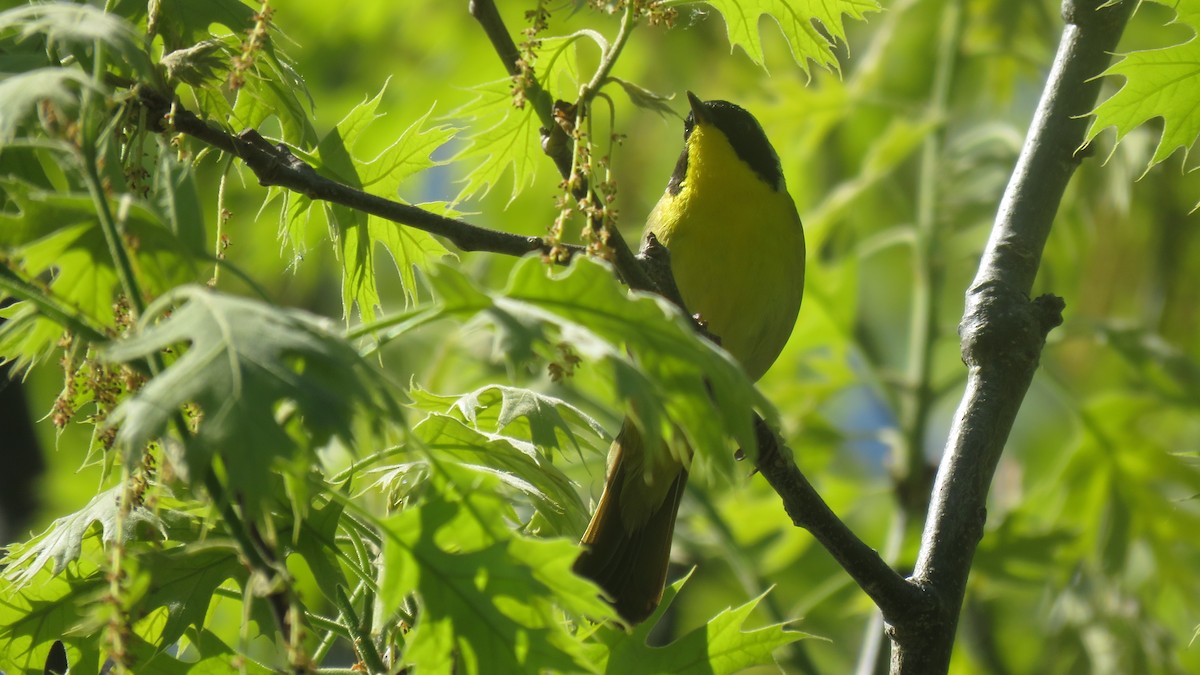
[{"x1": 686, "y1": 91, "x2": 708, "y2": 124}]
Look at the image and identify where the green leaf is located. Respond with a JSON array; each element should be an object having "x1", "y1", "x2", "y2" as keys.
[
  {"x1": 449, "y1": 78, "x2": 543, "y2": 203},
  {"x1": 378, "y1": 490, "x2": 613, "y2": 675},
  {"x1": 1085, "y1": 1, "x2": 1200, "y2": 173},
  {"x1": 0, "y1": 68, "x2": 95, "y2": 143},
  {"x1": 150, "y1": 150, "x2": 209, "y2": 258},
  {"x1": 0, "y1": 4, "x2": 155, "y2": 79},
  {"x1": 102, "y1": 287, "x2": 398, "y2": 513},
  {"x1": 588, "y1": 573, "x2": 809, "y2": 674},
  {"x1": 667, "y1": 0, "x2": 881, "y2": 73},
  {"x1": 117, "y1": 0, "x2": 258, "y2": 51},
  {"x1": 0, "y1": 555, "x2": 106, "y2": 675},
  {"x1": 409, "y1": 383, "x2": 610, "y2": 457},
  {"x1": 497, "y1": 256, "x2": 769, "y2": 480},
  {"x1": 130, "y1": 544, "x2": 246, "y2": 649},
  {"x1": 393, "y1": 257, "x2": 769, "y2": 482},
  {"x1": 298, "y1": 85, "x2": 455, "y2": 320},
  {"x1": 0, "y1": 301, "x2": 70, "y2": 371},
  {"x1": 289, "y1": 498, "x2": 352, "y2": 601},
  {"x1": 408, "y1": 413, "x2": 590, "y2": 535},
  {"x1": 2, "y1": 485, "x2": 163, "y2": 587},
  {"x1": 0, "y1": 178, "x2": 204, "y2": 330}
]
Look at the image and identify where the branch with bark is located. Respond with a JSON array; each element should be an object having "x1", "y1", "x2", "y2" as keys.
[{"x1": 894, "y1": 0, "x2": 1135, "y2": 671}]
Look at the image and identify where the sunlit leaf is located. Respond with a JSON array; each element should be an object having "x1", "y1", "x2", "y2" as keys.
[
  {"x1": 0, "y1": 176, "x2": 204, "y2": 365},
  {"x1": 449, "y1": 78, "x2": 543, "y2": 203},
  {"x1": 586, "y1": 572, "x2": 809, "y2": 673},
  {"x1": 1085, "y1": 1, "x2": 1200, "y2": 176},
  {"x1": 103, "y1": 287, "x2": 399, "y2": 513},
  {"x1": 667, "y1": 0, "x2": 881, "y2": 73},
  {"x1": 394, "y1": 413, "x2": 590, "y2": 535},
  {"x1": 409, "y1": 383, "x2": 610, "y2": 457},
  {"x1": 0, "y1": 552, "x2": 106, "y2": 675},
  {"x1": 296, "y1": 85, "x2": 456, "y2": 320},
  {"x1": 378, "y1": 490, "x2": 613, "y2": 674},
  {"x1": 401, "y1": 257, "x2": 769, "y2": 483},
  {"x1": 2, "y1": 486, "x2": 163, "y2": 587}
]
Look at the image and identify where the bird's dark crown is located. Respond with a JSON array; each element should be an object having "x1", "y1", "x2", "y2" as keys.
[{"x1": 667, "y1": 97, "x2": 783, "y2": 195}]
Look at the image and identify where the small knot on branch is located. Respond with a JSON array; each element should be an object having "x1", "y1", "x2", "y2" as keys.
[
  {"x1": 234, "y1": 129, "x2": 319, "y2": 190},
  {"x1": 635, "y1": 232, "x2": 679, "y2": 304},
  {"x1": 959, "y1": 282, "x2": 1064, "y2": 370},
  {"x1": 1033, "y1": 293, "x2": 1066, "y2": 336}
]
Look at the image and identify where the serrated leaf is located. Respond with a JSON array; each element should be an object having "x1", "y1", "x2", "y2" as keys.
[
  {"x1": 0, "y1": 178, "x2": 204, "y2": 331},
  {"x1": 587, "y1": 572, "x2": 809, "y2": 674},
  {"x1": 230, "y1": 69, "x2": 319, "y2": 149},
  {"x1": 359, "y1": 100, "x2": 458, "y2": 191},
  {"x1": 669, "y1": 0, "x2": 881, "y2": 73},
  {"x1": 2, "y1": 486, "x2": 163, "y2": 587},
  {"x1": 131, "y1": 543, "x2": 246, "y2": 648},
  {"x1": 406, "y1": 257, "x2": 769, "y2": 483},
  {"x1": 1085, "y1": 1, "x2": 1200, "y2": 174},
  {"x1": 378, "y1": 493, "x2": 613, "y2": 675},
  {"x1": 449, "y1": 79, "x2": 543, "y2": 203},
  {"x1": 374, "y1": 414, "x2": 589, "y2": 535},
  {"x1": 498, "y1": 256, "x2": 769, "y2": 479},
  {"x1": 0, "y1": 4, "x2": 155, "y2": 79},
  {"x1": 409, "y1": 383, "x2": 610, "y2": 457},
  {"x1": 0, "y1": 553, "x2": 106, "y2": 675},
  {"x1": 102, "y1": 287, "x2": 398, "y2": 514},
  {"x1": 299, "y1": 85, "x2": 455, "y2": 320},
  {"x1": 0, "y1": 301, "x2": 67, "y2": 371}
]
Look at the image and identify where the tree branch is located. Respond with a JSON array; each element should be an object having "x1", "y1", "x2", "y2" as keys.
[
  {"x1": 137, "y1": 89, "x2": 582, "y2": 260},
  {"x1": 467, "y1": 0, "x2": 569, "y2": 177},
  {"x1": 468, "y1": 0, "x2": 929, "y2": 630},
  {"x1": 894, "y1": 1, "x2": 1136, "y2": 671},
  {"x1": 468, "y1": 0, "x2": 657, "y2": 296},
  {"x1": 752, "y1": 417, "x2": 930, "y2": 624}
]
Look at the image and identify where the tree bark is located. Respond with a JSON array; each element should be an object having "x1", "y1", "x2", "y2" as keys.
[{"x1": 891, "y1": 1, "x2": 1136, "y2": 671}]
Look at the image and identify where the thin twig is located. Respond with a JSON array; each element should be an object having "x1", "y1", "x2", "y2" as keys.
[
  {"x1": 751, "y1": 418, "x2": 930, "y2": 624},
  {"x1": 468, "y1": 0, "x2": 658, "y2": 295}
]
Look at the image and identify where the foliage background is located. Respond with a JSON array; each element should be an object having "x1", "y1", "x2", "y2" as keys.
[{"x1": 2, "y1": 0, "x2": 1199, "y2": 673}]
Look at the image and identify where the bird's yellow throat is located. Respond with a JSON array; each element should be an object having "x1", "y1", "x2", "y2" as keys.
[{"x1": 647, "y1": 107, "x2": 805, "y2": 381}]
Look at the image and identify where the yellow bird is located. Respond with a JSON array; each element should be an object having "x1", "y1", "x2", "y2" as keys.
[{"x1": 574, "y1": 92, "x2": 806, "y2": 623}]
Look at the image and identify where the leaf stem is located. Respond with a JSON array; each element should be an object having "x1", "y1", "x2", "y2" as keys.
[
  {"x1": 0, "y1": 266, "x2": 109, "y2": 343},
  {"x1": 335, "y1": 584, "x2": 386, "y2": 674},
  {"x1": 581, "y1": 3, "x2": 636, "y2": 108}
]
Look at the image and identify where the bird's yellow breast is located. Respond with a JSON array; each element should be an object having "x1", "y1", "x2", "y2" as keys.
[{"x1": 646, "y1": 124, "x2": 805, "y2": 382}]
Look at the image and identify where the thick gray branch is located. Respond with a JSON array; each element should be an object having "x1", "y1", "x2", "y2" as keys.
[{"x1": 893, "y1": 1, "x2": 1136, "y2": 672}]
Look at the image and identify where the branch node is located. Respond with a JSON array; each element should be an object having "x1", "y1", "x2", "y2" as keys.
[
  {"x1": 959, "y1": 282, "x2": 1061, "y2": 370},
  {"x1": 1033, "y1": 293, "x2": 1066, "y2": 335}
]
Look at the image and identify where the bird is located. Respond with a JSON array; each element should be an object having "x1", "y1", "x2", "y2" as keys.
[{"x1": 574, "y1": 92, "x2": 806, "y2": 624}]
